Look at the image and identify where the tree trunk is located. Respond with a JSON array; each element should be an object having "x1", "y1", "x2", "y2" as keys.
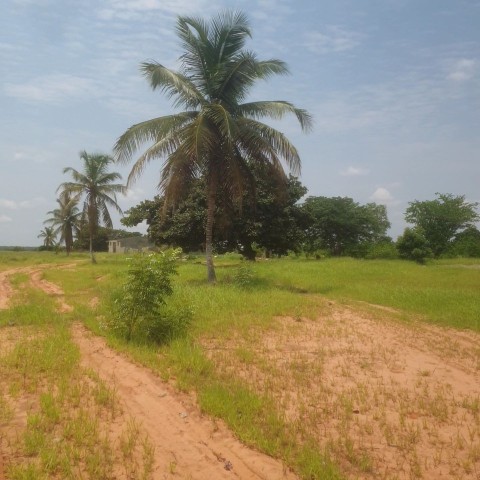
[
  {"x1": 205, "y1": 183, "x2": 216, "y2": 283},
  {"x1": 65, "y1": 227, "x2": 72, "y2": 256},
  {"x1": 89, "y1": 232, "x2": 96, "y2": 264},
  {"x1": 242, "y1": 242, "x2": 257, "y2": 261},
  {"x1": 89, "y1": 204, "x2": 97, "y2": 264}
]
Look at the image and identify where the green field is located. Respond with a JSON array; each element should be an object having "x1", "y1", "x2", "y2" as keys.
[{"x1": 1, "y1": 252, "x2": 479, "y2": 479}]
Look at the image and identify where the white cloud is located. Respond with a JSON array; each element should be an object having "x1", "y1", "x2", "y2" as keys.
[
  {"x1": 311, "y1": 66, "x2": 464, "y2": 135},
  {"x1": 4, "y1": 74, "x2": 97, "y2": 104},
  {"x1": 303, "y1": 26, "x2": 363, "y2": 54},
  {"x1": 0, "y1": 197, "x2": 47, "y2": 210},
  {"x1": 18, "y1": 197, "x2": 48, "y2": 209},
  {"x1": 98, "y1": 0, "x2": 216, "y2": 20},
  {"x1": 370, "y1": 187, "x2": 394, "y2": 204},
  {"x1": 124, "y1": 188, "x2": 145, "y2": 202},
  {"x1": 447, "y1": 59, "x2": 476, "y2": 82},
  {"x1": 0, "y1": 215, "x2": 13, "y2": 223},
  {"x1": 340, "y1": 166, "x2": 369, "y2": 176},
  {"x1": 13, "y1": 149, "x2": 48, "y2": 164},
  {"x1": 0, "y1": 199, "x2": 17, "y2": 209}
]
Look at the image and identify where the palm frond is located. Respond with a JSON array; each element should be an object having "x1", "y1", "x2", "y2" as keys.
[
  {"x1": 203, "y1": 103, "x2": 237, "y2": 144},
  {"x1": 237, "y1": 101, "x2": 313, "y2": 131},
  {"x1": 114, "y1": 112, "x2": 197, "y2": 165},
  {"x1": 141, "y1": 62, "x2": 204, "y2": 109},
  {"x1": 211, "y1": 11, "x2": 251, "y2": 63},
  {"x1": 236, "y1": 118, "x2": 302, "y2": 174},
  {"x1": 125, "y1": 133, "x2": 182, "y2": 187}
]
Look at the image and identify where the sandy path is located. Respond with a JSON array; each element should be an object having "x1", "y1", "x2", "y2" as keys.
[
  {"x1": 1, "y1": 264, "x2": 297, "y2": 479},
  {"x1": 71, "y1": 323, "x2": 297, "y2": 480},
  {"x1": 0, "y1": 264, "x2": 75, "y2": 312},
  {"x1": 0, "y1": 267, "x2": 32, "y2": 309}
]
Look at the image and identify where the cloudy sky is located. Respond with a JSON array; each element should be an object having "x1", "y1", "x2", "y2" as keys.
[{"x1": 1, "y1": 0, "x2": 479, "y2": 246}]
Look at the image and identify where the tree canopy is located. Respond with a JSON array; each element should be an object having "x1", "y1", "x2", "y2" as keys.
[
  {"x1": 59, "y1": 151, "x2": 126, "y2": 263},
  {"x1": 114, "y1": 11, "x2": 311, "y2": 281},
  {"x1": 44, "y1": 193, "x2": 81, "y2": 255},
  {"x1": 405, "y1": 193, "x2": 479, "y2": 258},
  {"x1": 122, "y1": 169, "x2": 309, "y2": 259},
  {"x1": 302, "y1": 196, "x2": 391, "y2": 256}
]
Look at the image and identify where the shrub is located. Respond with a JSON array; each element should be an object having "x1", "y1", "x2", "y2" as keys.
[
  {"x1": 233, "y1": 264, "x2": 256, "y2": 288},
  {"x1": 396, "y1": 228, "x2": 432, "y2": 264},
  {"x1": 107, "y1": 249, "x2": 191, "y2": 343}
]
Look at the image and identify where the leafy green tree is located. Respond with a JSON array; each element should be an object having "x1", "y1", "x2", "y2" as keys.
[
  {"x1": 59, "y1": 151, "x2": 126, "y2": 263},
  {"x1": 448, "y1": 226, "x2": 480, "y2": 257},
  {"x1": 122, "y1": 185, "x2": 205, "y2": 252},
  {"x1": 302, "y1": 196, "x2": 391, "y2": 256},
  {"x1": 37, "y1": 226, "x2": 57, "y2": 249},
  {"x1": 396, "y1": 228, "x2": 432, "y2": 264},
  {"x1": 122, "y1": 171, "x2": 309, "y2": 259},
  {"x1": 44, "y1": 193, "x2": 81, "y2": 255},
  {"x1": 114, "y1": 11, "x2": 311, "y2": 282},
  {"x1": 224, "y1": 170, "x2": 309, "y2": 258},
  {"x1": 405, "y1": 193, "x2": 479, "y2": 258}
]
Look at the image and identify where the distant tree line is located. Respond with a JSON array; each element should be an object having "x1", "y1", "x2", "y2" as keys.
[
  {"x1": 121, "y1": 174, "x2": 480, "y2": 262},
  {"x1": 39, "y1": 152, "x2": 479, "y2": 264}
]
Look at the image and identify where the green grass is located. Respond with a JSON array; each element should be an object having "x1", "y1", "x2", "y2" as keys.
[
  {"x1": 253, "y1": 257, "x2": 480, "y2": 331},
  {"x1": 1, "y1": 252, "x2": 478, "y2": 479},
  {"x1": 0, "y1": 268, "x2": 154, "y2": 479}
]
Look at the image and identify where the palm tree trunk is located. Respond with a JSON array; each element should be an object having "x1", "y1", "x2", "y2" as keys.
[
  {"x1": 65, "y1": 227, "x2": 72, "y2": 256},
  {"x1": 89, "y1": 204, "x2": 97, "y2": 264},
  {"x1": 89, "y1": 233, "x2": 96, "y2": 264},
  {"x1": 205, "y1": 184, "x2": 216, "y2": 283}
]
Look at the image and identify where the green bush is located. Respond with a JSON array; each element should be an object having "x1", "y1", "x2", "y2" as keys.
[
  {"x1": 396, "y1": 228, "x2": 432, "y2": 264},
  {"x1": 107, "y1": 249, "x2": 191, "y2": 343},
  {"x1": 233, "y1": 264, "x2": 257, "y2": 288}
]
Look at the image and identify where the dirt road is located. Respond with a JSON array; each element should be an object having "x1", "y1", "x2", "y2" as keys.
[
  {"x1": 0, "y1": 264, "x2": 297, "y2": 479},
  {"x1": 72, "y1": 323, "x2": 296, "y2": 479}
]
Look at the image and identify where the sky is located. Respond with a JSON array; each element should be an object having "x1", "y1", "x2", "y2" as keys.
[{"x1": 1, "y1": 0, "x2": 479, "y2": 246}]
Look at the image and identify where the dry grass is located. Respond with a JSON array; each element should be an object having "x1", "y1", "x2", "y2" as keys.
[{"x1": 203, "y1": 301, "x2": 480, "y2": 479}]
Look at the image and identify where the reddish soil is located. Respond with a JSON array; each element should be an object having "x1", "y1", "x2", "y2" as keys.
[
  {"x1": 0, "y1": 264, "x2": 74, "y2": 312},
  {"x1": 72, "y1": 323, "x2": 297, "y2": 479},
  {"x1": 0, "y1": 266, "x2": 297, "y2": 479},
  {"x1": 205, "y1": 307, "x2": 480, "y2": 479},
  {"x1": 1, "y1": 263, "x2": 479, "y2": 479}
]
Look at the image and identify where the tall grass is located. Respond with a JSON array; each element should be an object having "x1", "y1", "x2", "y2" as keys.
[{"x1": 252, "y1": 258, "x2": 480, "y2": 331}]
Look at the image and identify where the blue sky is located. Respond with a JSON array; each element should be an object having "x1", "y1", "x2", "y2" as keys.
[{"x1": 1, "y1": 0, "x2": 479, "y2": 246}]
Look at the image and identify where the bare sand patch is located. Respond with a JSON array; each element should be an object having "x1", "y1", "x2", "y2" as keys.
[
  {"x1": 0, "y1": 267, "x2": 33, "y2": 309},
  {"x1": 0, "y1": 264, "x2": 76, "y2": 312},
  {"x1": 204, "y1": 303, "x2": 480, "y2": 479},
  {"x1": 71, "y1": 323, "x2": 298, "y2": 479}
]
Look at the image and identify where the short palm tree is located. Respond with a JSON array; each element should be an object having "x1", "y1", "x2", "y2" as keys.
[
  {"x1": 38, "y1": 226, "x2": 57, "y2": 249},
  {"x1": 114, "y1": 11, "x2": 312, "y2": 282},
  {"x1": 44, "y1": 193, "x2": 81, "y2": 255},
  {"x1": 59, "y1": 151, "x2": 126, "y2": 263}
]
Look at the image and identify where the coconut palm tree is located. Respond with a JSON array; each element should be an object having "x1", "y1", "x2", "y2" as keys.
[
  {"x1": 114, "y1": 11, "x2": 312, "y2": 282},
  {"x1": 38, "y1": 226, "x2": 57, "y2": 249},
  {"x1": 44, "y1": 193, "x2": 81, "y2": 255},
  {"x1": 59, "y1": 151, "x2": 126, "y2": 263}
]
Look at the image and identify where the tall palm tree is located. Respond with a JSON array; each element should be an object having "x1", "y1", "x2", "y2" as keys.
[
  {"x1": 38, "y1": 226, "x2": 57, "y2": 249},
  {"x1": 114, "y1": 11, "x2": 312, "y2": 282},
  {"x1": 44, "y1": 193, "x2": 81, "y2": 255},
  {"x1": 59, "y1": 151, "x2": 126, "y2": 263}
]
